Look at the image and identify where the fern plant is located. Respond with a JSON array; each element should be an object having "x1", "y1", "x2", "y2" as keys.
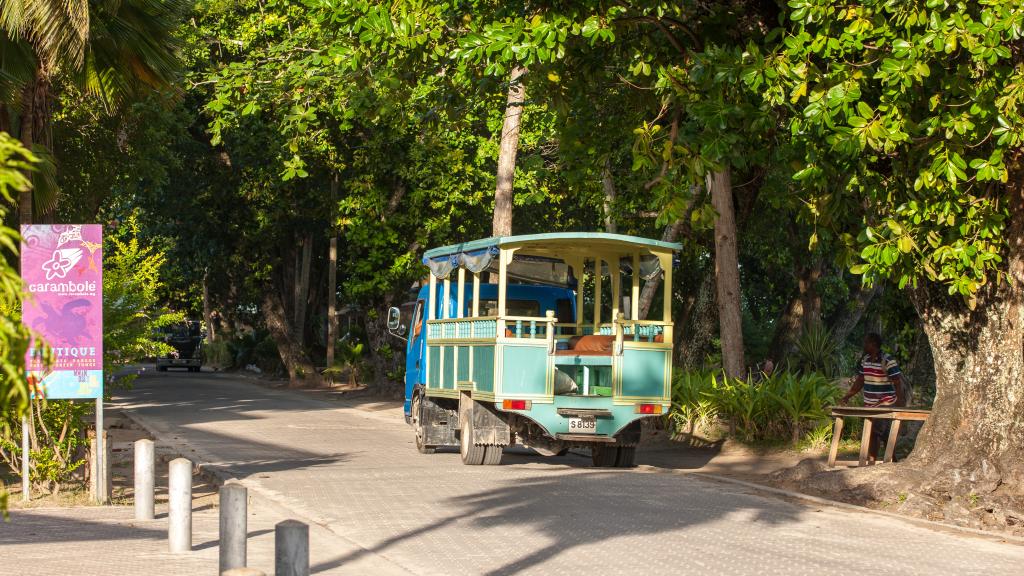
[
  {"x1": 794, "y1": 322, "x2": 838, "y2": 377},
  {"x1": 671, "y1": 368, "x2": 841, "y2": 446},
  {"x1": 323, "y1": 341, "x2": 365, "y2": 387}
]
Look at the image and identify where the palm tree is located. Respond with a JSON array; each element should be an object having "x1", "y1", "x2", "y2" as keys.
[{"x1": 1, "y1": 0, "x2": 185, "y2": 224}]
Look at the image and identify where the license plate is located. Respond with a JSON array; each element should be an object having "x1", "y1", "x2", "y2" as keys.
[{"x1": 567, "y1": 417, "x2": 596, "y2": 434}]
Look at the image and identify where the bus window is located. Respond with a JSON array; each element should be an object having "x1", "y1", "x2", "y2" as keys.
[
  {"x1": 480, "y1": 299, "x2": 541, "y2": 317},
  {"x1": 555, "y1": 298, "x2": 574, "y2": 323},
  {"x1": 411, "y1": 300, "x2": 424, "y2": 338}
]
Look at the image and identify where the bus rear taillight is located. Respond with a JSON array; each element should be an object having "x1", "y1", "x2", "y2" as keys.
[
  {"x1": 635, "y1": 403, "x2": 663, "y2": 415},
  {"x1": 502, "y1": 399, "x2": 532, "y2": 411}
]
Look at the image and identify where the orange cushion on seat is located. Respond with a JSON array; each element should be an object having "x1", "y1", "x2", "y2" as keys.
[{"x1": 554, "y1": 335, "x2": 615, "y2": 356}]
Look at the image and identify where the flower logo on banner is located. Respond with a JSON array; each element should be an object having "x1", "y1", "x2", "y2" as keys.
[{"x1": 42, "y1": 248, "x2": 83, "y2": 280}]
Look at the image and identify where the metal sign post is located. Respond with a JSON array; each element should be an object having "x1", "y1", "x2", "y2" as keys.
[
  {"x1": 95, "y1": 397, "x2": 104, "y2": 501},
  {"x1": 21, "y1": 415, "x2": 29, "y2": 502},
  {"x1": 20, "y1": 224, "x2": 104, "y2": 503}
]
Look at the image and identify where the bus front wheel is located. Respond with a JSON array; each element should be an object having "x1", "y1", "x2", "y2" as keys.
[{"x1": 412, "y1": 395, "x2": 436, "y2": 454}]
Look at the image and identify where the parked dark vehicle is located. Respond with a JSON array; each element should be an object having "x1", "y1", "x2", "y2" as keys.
[{"x1": 156, "y1": 320, "x2": 204, "y2": 372}]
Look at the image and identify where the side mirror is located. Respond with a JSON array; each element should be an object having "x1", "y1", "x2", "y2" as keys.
[
  {"x1": 386, "y1": 306, "x2": 408, "y2": 342},
  {"x1": 387, "y1": 307, "x2": 402, "y2": 331}
]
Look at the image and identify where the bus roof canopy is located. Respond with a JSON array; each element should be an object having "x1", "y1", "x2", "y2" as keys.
[{"x1": 423, "y1": 232, "x2": 682, "y2": 261}]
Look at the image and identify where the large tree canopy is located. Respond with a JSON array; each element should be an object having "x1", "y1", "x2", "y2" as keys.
[
  {"x1": 13, "y1": 0, "x2": 1021, "y2": 528},
  {"x1": 758, "y1": 0, "x2": 1024, "y2": 521}
]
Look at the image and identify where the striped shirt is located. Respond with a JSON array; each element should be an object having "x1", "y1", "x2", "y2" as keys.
[{"x1": 857, "y1": 353, "x2": 901, "y2": 406}]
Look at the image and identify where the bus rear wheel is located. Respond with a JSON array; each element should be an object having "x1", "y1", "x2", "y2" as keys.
[
  {"x1": 591, "y1": 444, "x2": 618, "y2": 467},
  {"x1": 459, "y1": 414, "x2": 503, "y2": 465},
  {"x1": 615, "y1": 446, "x2": 637, "y2": 468},
  {"x1": 482, "y1": 445, "x2": 503, "y2": 465}
]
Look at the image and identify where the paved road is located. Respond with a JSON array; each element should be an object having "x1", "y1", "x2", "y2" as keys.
[{"x1": 116, "y1": 370, "x2": 1024, "y2": 575}]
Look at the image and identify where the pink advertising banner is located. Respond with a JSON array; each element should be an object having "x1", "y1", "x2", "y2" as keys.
[{"x1": 21, "y1": 225, "x2": 103, "y2": 399}]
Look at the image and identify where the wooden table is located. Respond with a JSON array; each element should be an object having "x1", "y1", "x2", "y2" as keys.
[{"x1": 827, "y1": 406, "x2": 931, "y2": 467}]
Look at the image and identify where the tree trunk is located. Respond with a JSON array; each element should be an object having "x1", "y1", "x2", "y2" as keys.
[
  {"x1": 907, "y1": 279, "x2": 1024, "y2": 509},
  {"x1": 262, "y1": 289, "x2": 320, "y2": 387},
  {"x1": 326, "y1": 236, "x2": 337, "y2": 369},
  {"x1": 637, "y1": 219, "x2": 688, "y2": 320},
  {"x1": 708, "y1": 169, "x2": 745, "y2": 378},
  {"x1": 769, "y1": 258, "x2": 823, "y2": 363},
  {"x1": 893, "y1": 174, "x2": 1024, "y2": 525},
  {"x1": 602, "y1": 159, "x2": 617, "y2": 234},
  {"x1": 364, "y1": 296, "x2": 403, "y2": 398},
  {"x1": 902, "y1": 319, "x2": 934, "y2": 405},
  {"x1": 492, "y1": 65, "x2": 527, "y2": 238},
  {"x1": 677, "y1": 269, "x2": 717, "y2": 371},
  {"x1": 830, "y1": 283, "x2": 882, "y2": 348},
  {"x1": 202, "y1": 270, "x2": 216, "y2": 343},
  {"x1": 800, "y1": 257, "x2": 823, "y2": 329},
  {"x1": 294, "y1": 234, "x2": 312, "y2": 348},
  {"x1": 638, "y1": 186, "x2": 700, "y2": 320},
  {"x1": 17, "y1": 65, "x2": 53, "y2": 225},
  {"x1": 769, "y1": 292, "x2": 805, "y2": 364},
  {"x1": 0, "y1": 104, "x2": 10, "y2": 134},
  {"x1": 326, "y1": 174, "x2": 339, "y2": 371}
]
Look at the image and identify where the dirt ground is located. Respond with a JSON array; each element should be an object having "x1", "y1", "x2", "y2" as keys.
[{"x1": 5, "y1": 408, "x2": 219, "y2": 511}]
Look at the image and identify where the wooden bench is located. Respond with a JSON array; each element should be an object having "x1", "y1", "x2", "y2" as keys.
[{"x1": 827, "y1": 406, "x2": 931, "y2": 467}]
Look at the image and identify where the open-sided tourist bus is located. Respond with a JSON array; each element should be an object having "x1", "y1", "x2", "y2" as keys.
[{"x1": 387, "y1": 232, "x2": 682, "y2": 467}]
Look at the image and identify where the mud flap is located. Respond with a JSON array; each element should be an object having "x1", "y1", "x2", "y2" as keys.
[
  {"x1": 616, "y1": 420, "x2": 643, "y2": 447},
  {"x1": 422, "y1": 396, "x2": 459, "y2": 447},
  {"x1": 460, "y1": 394, "x2": 511, "y2": 446}
]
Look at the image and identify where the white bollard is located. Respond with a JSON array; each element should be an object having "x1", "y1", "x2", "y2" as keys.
[
  {"x1": 275, "y1": 520, "x2": 309, "y2": 576},
  {"x1": 219, "y1": 483, "x2": 248, "y2": 572},
  {"x1": 168, "y1": 458, "x2": 193, "y2": 553},
  {"x1": 134, "y1": 439, "x2": 155, "y2": 520}
]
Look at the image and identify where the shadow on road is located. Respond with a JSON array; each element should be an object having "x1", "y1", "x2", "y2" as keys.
[
  {"x1": 116, "y1": 372, "x2": 351, "y2": 480},
  {"x1": 0, "y1": 511, "x2": 166, "y2": 545},
  {"x1": 310, "y1": 470, "x2": 802, "y2": 575}
]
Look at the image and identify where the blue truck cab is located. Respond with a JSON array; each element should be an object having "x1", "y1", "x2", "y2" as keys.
[
  {"x1": 401, "y1": 282, "x2": 576, "y2": 415},
  {"x1": 388, "y1": 232, "x2": 681, "y2": 467}
]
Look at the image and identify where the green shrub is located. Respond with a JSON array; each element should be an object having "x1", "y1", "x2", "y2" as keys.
[
  {"x1": 0, "y1": 399, "x2": 89, "y2": 495},
  {"x1": 323, "y1": 340, "x2": 365, "y2": 386},
  {"x1": 793, "y1": 323, "x2": 839, "y2": 377},
  {"x1": 670, "y1": 370, "x2": 719, "y2": 437},
  {"x1": 104, "y1": 215, "x2": 182, "y2": 388},
  {"x1": 669, "y1": 369, "x2": 841, "y2": 446},
  {"x1": 203, "y1": 339, "x2": 234, "y2": 370},
  {"x1": 218, "y1": 330, "x2": 284, "y2": 374},
  {"x1": 0, "y1": 134, "x2": 36, "y2": 511},
  {"x1": 253, "y1": 334, "x2": 282, "y2": 374},
  {"x1": 798, "y1": 421, "x2": 835, "y2": 452}
]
